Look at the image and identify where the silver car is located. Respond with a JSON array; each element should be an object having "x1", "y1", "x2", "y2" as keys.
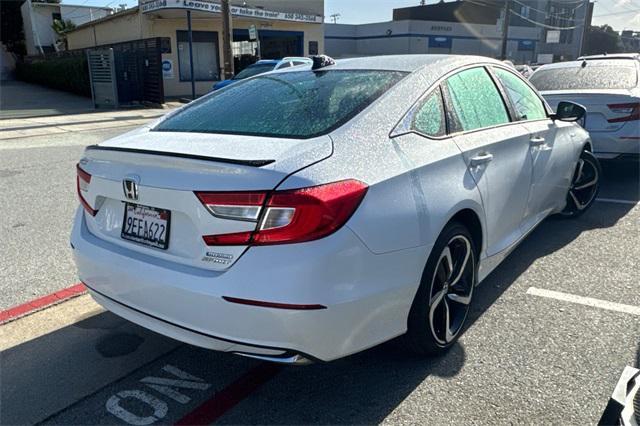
[
  {"x1": 530, "y1": 54, "x2": 640, "y2": 160},
  {"x1": 72, "y1": 55, "x2": 600, "y2": 362}
]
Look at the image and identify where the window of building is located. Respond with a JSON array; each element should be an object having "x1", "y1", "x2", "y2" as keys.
[
  {"x1": 493, "y1": 68, "x2": 547, "y2": 121},
  {"x1": 412, "y1": 90, "x2": 446, "y2": 137},
  {"x1": 443, "y1": 67, "x2": 510, "y2": 133},
  {"x1": 176, "y1": 30, "x2": 220, "y2": 81},
  {"x1": 547, "y1": 3, "x2": 575, "y2": 44}
]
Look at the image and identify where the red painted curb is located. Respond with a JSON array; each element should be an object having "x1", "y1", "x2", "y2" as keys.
[
  {"x1": 0, "y1": 283, "x2": 87, "y2": 324},
  {"x1": 174, "y1": 362, "x2": 282, "y2": 425}
]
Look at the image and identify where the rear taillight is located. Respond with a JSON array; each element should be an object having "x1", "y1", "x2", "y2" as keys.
[
  {"x1": 607, "y1": 102, "x2": 640, "y2": 123},
  {"x1": 195, "y1": 192, "x2": 266, "y2": 221},
  {"x1": 197, "y1": 179, "x2": 368, "y2": 246},
  {"x1": 76, "y1": 164, "x2": 97, "y2": 216}
]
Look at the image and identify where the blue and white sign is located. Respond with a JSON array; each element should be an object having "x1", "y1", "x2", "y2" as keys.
[
  {"x1": 162, "y1": 59, "x2": 174, "y2": 79},
  {"x1": 517, "y1": 40, "x2": 535, "y2": 51},
  {"x1": 428, "y1": 36, "x2": 452, "y2": 49}
]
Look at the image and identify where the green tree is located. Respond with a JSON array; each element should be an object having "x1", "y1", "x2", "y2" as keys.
[
  {"x1": 51, "y1": 19, "x2": 76, "y2": 50},
  {"x1": 583, "y1": 25, "x2": 622, "y2": 56}
]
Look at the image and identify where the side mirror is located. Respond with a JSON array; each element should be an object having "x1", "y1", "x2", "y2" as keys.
[{"x1": 553, "y1": 101, "x2": 586, "y2": 122}]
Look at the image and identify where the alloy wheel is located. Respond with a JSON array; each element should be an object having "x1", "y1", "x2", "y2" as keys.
[
  {"x1": 565, "y1": 155, "x2": 600, "y2": 214},
  {"x1": 428, "y1": 235, "x2": 475, "y2": 346}
]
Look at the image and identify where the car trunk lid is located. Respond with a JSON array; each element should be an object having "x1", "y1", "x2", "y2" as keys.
[{"x1": 77, "y1": 129, "x2": 332, "y2": 271}]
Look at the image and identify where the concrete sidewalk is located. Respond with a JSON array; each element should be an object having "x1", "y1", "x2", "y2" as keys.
[
  {"x1": 0, "y1": 80, "x2": 183, "y2": 140},
  {"x1": 0, "y1": 108, "x2": 176, "y2": 140},
  {"x1": 1, "y1": 80, "x2": 95, "y2": 119}
]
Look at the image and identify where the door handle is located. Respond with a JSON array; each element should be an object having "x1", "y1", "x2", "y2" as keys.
[
  {"x1": 530, "y1": 136, "x2": 546, "y2": 147},
  {"x1": 469, "y1": 152, "x2": 493, "y2": 167}
]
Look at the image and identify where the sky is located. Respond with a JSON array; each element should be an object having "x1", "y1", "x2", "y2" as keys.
[{"x1": 62, "y1": 0, "x2": 640, "y2": 32}]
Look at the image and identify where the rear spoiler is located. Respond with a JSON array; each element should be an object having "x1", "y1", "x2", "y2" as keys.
[{"x1": 85, "y1": 145, "x2": 275, "y2": 167}]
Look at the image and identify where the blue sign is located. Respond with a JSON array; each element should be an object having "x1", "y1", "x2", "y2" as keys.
[
  {"x1": 162, "y1": 59, "x2": 173, "y2": 79},
  {"x1": 428, "y1": 36, "x2": 452, "y2": 49},
  {"x1": 518, "y1": 40, "x2": 535, "y2": 51}
]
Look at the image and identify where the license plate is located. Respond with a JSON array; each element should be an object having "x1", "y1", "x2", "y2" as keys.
[{"x1": 121, "y1": 203, "x2": 170, "y2": 250}]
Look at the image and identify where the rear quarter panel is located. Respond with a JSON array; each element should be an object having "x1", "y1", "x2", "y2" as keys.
[{"x1": 281, "y1": 66, "x2": 485, "y2": 257}]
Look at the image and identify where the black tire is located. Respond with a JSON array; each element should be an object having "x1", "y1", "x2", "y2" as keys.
[
  {"x1": 403, "y1": 221, "x2": 477, "y2": 356},
  {"x1": 559, "y1": 150, "x2": 601, "y2": 218}
]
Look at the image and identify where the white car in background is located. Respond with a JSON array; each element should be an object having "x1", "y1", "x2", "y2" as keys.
[
  {"x1": 530, "y1": 54, "x2": 640, "y2": 159},
  {"x1": 71, "y1": 55, "x2": 598, "y2": 364}
]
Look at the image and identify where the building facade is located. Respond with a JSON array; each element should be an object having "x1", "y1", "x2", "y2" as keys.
[
  {"x1": 66, "y1": 0, "x2": 324, "y2": 98},
  {"x1": 326, "y1": 0, "x2": 593, "y2": 64},
  {"x1": 21, "y1": 1, "x2": 113, "y2": 55}
]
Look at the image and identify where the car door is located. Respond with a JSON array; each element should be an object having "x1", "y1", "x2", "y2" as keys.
[
  {"x1": 444, "y1": 66, "x2": 533, "y2": 257},
  {"x1": 492, "y1": 66, "x2": 574, "y2": 231}
]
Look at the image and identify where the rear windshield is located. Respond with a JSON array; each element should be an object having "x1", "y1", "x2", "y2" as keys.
[
  {"x1": 154, "y1": 70, "x2": 407, "y2": 139},
  {"x1": 529, "y1": 60, "x2": 638, "y2": 91},
  {"x1": 232, "y1": 63, "x2": 275, "y2": 80}
]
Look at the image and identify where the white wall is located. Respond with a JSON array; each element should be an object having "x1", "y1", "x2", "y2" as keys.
[
  {"x1": 21, "y1": 2, "x2": 112, "y2": 55},
  {"x1": 60, "y1": 5, "x2": 112, "y2": 26},
  {"x1": 325, "y1": 20, "x2": 540, "y2": 62},
  {"x1": 27, "y1": 3, "x2": 58, "y2": 53}
]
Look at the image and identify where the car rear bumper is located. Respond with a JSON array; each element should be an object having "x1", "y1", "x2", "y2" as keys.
[
  {"x1": 71, "y1": 208, "x2": 429, "y2": 361},
  {"x1": 590, "y1": 125, "x2": 640, "y2": 158}
]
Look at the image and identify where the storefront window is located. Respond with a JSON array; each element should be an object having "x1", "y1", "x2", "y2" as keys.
[
  {"x1": 231, "y1": 29, "x2": 304, "y2": 74},
  {"x1": 176, "y1": 30, "x2": 220, "y2": 81}
]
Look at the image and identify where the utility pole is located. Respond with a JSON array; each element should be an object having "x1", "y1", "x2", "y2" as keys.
[
  {"x1": 330, "y1": 13, "x2": 340, "y2": 24},
  {"x1": 221, "y1": 0, "x2": 234, "y2": 79},
  {"x1": 187, "y1": 10, "x2": 195, "y2": 100},
  {"x1": 499, "y1": 0, "x2": 511, "y2": 60},
  {"x1": 577, "y1": 0, "x2": 590, "y2": 57}
]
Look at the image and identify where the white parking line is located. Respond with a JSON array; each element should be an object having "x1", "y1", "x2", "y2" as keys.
[
  {"x1": 595, "y1": 198, "x2": 638, "y2": 206},
  {"x1": 527, "y1": 287, "x2": 640, "y2": 316}
]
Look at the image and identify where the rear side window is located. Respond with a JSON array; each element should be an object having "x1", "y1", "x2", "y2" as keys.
[
  {"x1": 443, "y1": 67, "x2": 510, "y2": 132},
  {"x1": 494, "y1": 68, "x2": 547, "y2": 121},
  {"x1": 529, "y1": 60, "x2": 638, "y2": 91},
  {"x1": 154, "y1": 70, "x2": 407, "y2": 139},
  {"x1": 411, "y1": 90, "x2": 446, "y2": 137}
]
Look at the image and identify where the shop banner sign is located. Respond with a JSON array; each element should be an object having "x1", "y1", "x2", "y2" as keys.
[{"x1": 141, "y1": 0, "x2": 323, "y2": 24}]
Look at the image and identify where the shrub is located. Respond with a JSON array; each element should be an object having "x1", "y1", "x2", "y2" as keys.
[{"x1": 16, "y1": 55, "x2": 91, "y2": 97}]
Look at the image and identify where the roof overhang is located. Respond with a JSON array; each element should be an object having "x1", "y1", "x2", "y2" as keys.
[{"x1": 140, "y1": 0, "x2": 323, "y2": 24}]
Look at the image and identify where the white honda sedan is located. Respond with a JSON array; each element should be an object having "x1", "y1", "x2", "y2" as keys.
[
  {"x1": 71, "y1": 55, "x2": 599, "y2": 363},
  {"x1": 530, "y1": 54, "x2": 640, "y2": 160}
]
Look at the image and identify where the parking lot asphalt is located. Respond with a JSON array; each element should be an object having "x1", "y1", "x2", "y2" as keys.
[{"x1": 1, "y1": 124, "x2": 638, "y2": 424}]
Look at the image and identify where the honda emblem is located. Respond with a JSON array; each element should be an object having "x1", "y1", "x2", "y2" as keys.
[{"x1": 122, "y1": 177, "x2": 139, "y2": 201}]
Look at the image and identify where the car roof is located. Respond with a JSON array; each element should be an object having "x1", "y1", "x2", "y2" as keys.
[
  {"x1": 282, "y1": 57, "x2": 312, "y2": 62},
  {"x1": 323, "y1": 54, "x2": 504, "y2": 72},
  {"x1": 578, "y1": 53, "x2": 640, "y2": 60},
  {"x1": 533, "y1": 58, "x2": 640, "y2": 71},
  {"x1": 253, "y1": 60, "x2": 279, "y2": 66}
]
